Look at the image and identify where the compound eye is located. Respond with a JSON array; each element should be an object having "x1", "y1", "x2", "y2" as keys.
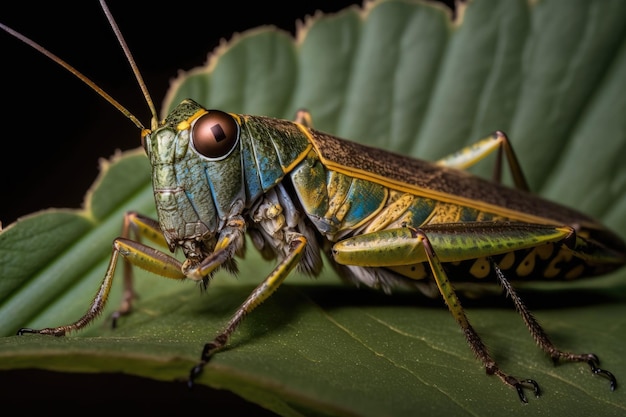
[{"x1": 191, "y1": 110, "x2": 239, "y2": 160}]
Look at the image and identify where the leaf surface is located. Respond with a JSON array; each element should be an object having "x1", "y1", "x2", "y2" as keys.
[{"x1": 1, "y1": 1, "x2": 626, "y2": 415}]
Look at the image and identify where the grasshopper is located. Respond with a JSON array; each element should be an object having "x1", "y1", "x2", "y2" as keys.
[{"x1": 2, "y1": 0, "x2": 625, "y2": 404}]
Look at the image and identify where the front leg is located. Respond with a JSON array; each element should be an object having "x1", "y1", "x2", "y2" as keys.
[
  {"x1": 17, "y1": 233, "x2": 186, "y2": 337},
  {"x1": 16, "y1": 213, "x2": 243, "y2": 337},
  {"x1": 188, "y1": 232, "x2": 308, "y2": 387}
]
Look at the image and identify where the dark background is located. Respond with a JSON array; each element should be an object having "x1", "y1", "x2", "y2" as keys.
[
  {"x1": 1, "y1": 1, "x2": 455, "y2": 414},
  {"x1": 0, "y1": 0, "x2": 455, "y2": 227}
]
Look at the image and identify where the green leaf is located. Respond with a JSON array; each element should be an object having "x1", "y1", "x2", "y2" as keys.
[{"x1": 1, "y1": 0, "x2": 626, "y2": 416}]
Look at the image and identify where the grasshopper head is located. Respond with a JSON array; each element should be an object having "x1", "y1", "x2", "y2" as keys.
[{"x1": 141, "y1": 99, "x2": 245, "y2": 256}]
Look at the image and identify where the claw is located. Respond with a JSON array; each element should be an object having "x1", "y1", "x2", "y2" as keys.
[
  {"x1": 514, "y1": 379, "x2": 541, "y2": 403},
  {"x1": 187, "y1": 341, "x2": 221, "y2": 389},
  {"x1": 201, "y1": 341, "x2": 218, "y2": 361},
  {"x1": 110, "y1": 312, "x2": 120, "y2": 329},
  {"x1": 186, "y1": 338, "x2": 226, "y2": 390},
  {"x1": 16, "y1": 328, "x2": 36, "y2": 336},
  {"x1": 587, "y1": 355, "x2": 617, "y2": 391},
  {"x1": 187, "y1": 361, "x2": 206, "y2": 390}
]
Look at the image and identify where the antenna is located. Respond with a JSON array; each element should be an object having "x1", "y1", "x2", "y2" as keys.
[
  {"x1": 0, "y1": 0, "x2": 159, "y2": 131},
  {"x1": 99, "y1": 0, "x2": 159, "y2": 130}
]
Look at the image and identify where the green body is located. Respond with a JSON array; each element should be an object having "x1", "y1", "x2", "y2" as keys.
[
  {"x1": 21, "y1": 98, "x2": 625, "y2": 402},
  {"x1": 146, "y1": 99, "x2": 625, "y2": 295},
  {"x1": 295, "y1": 129, "x2": 626, "y2": 286}
]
